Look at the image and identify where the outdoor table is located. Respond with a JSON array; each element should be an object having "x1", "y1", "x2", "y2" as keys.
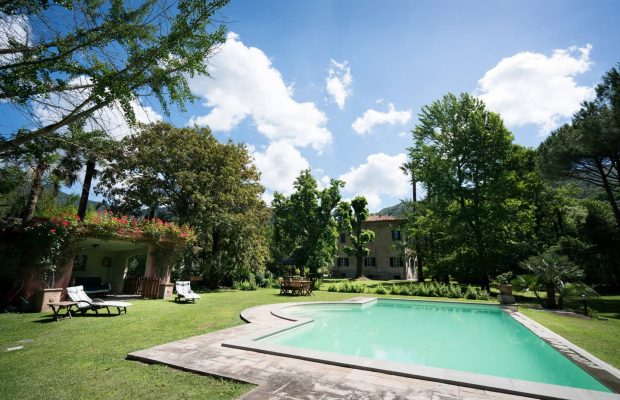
[
  {"x1": 48, "y1": 301, "x2": 78, "y2": 321},
  {"x1": 279, "y1": 279, "x2": 313, "y2": 296}
]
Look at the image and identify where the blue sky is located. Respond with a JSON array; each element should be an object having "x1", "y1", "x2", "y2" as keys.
[{"x1": 3, "y1": 0, "x2": 619, "y2": 211}]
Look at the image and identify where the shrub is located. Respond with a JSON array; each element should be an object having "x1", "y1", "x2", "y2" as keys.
[
  {"x1": 448, "y1": 284, "x2": 462, "y2": 298},
  {"x1": 338, "y1": 282, "x2": 365, "y2": 293},
  {"x1": 465, "y1": 285, "x2": 478, "y2": 300},
  {"x1": 327, "y1": 283, "x2": 338, "y2": 292},
  {"x1": 254, "y1": 272, "x2": 269, "y2": 288},
  {"x1": 374, "y1": 283, "x2": 387, "y2": 294},
  {"x1": 386, "y1": 281, "x2": 463, "y2": 299},
  {"x1": 476, "y1": 289, "x2": 490, "y2": 300},
  {"x1": 233, "y1": 279, "x2": 257, "y2": 291}
]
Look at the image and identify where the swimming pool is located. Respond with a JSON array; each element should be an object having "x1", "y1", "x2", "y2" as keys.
[
  {"x1": 256, "y1": 299, "x2": 609, "y2": 393},
  {"x1": 221, "y1": 296, "x2": 620, "y2": 399}
]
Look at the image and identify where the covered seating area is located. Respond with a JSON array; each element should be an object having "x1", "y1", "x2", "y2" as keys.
[{"x1": 279, "y1": 276, "x2": 314, "y2": 296}]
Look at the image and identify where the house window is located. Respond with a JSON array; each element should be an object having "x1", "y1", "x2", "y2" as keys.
[
  {"x1": 336, "y1": 257, "x2": 349, "y2": 267},
  {"x1": 364, "y1": 257, "x2": 376, "y2": 267},
  {"x1": 339, "y1": 232, "x2": 347, "y2": 243},
  {"x1": 390, "y1": 257, "x2": 404, "y2": 267},
  {"x1": 391, "y1": 230, "x2": 402, "y2": 241}
]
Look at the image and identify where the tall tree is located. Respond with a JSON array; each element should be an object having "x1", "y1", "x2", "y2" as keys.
[
  {"x1": 96, "y1": 122, "x2": 269, "y2": 287},
  {"x1": 55, "y1": 123, "x2": 117, "y2": 220},
  {"x1": 407, "y1": 93, "x2": 533, "y2": 288},
  {"x1": 3, "y1": 130, "x2": 60, "y2": 221},
  {"x1": 271, "y1": 170, "x2": 343, "y2": 275},
  {"x1": 401, "y1": 156, "x2": 425, "y2": 280},
  {"x1": 538, "y1": 64, "x2": 620, "y2": 229},
  {"x1": 0, "y1": 165, "x2": 28, "y2": 219},
  {"x1": 0, "y1": 0, "x2": 228, "y2": 152},
  {"x1": 335, "y1": 196, "x2": 375, "y2": 278}
]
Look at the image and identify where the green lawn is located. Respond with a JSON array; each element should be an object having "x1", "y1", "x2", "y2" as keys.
[
  {"x1": 519, "y1": 296, "x2": 620, "y2": 369},
  {"x1": 1, "y1": 289, "x2": 619, "y2": 400}
]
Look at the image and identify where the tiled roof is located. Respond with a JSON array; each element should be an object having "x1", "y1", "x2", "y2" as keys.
[{"x1": 365, "y1": 215, "x2": 402, "y2": 222}]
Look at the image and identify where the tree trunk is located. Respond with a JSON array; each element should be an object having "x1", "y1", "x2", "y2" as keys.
[
  {"x1": 355, "y1": 255, "x2": 363, "y2": 278},
  {"x1": 55, "y1": 248, "x2": 76, "y2": 295},
  {"x1": 554, "y1": 208, "x2": 564, "y2": 237},
  {"x1": 21, "y1": 162, "x2": 47, "y2": 222},
  {"x1": 481, "y1": 275, "x2": 490, "y2": 292},
  {"x1": 594, "y1": 157, "x2": 620, "y2": 230},
  {"x1": 77, "y1": 159, "x2": 96, "y2": 220},
  {"x1": 545, "y1": 283, "x2": 557, "y2": 309},
  {"x1": 416, "y1": 246, "x2": 424, "y2": 282}
]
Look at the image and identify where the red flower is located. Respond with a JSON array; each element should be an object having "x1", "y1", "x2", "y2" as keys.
[{"x1": 50, "y1": 228, "x2": 56, "y2": 233}]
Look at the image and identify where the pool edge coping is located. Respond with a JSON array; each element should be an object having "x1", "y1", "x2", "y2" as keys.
[
  {"x1": 510, "y1": 309, "x2": 620, "y2": 393},
  {"x1": 225, "y1": 296, "x2": 620, "y2": 400}
]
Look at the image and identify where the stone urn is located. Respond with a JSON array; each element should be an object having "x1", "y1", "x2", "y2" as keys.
[
  {"x1": 34, "y1": 288, "x2": 63, "y2": 312},
  {"x1": 498, "y1": 284, "x2": 515, "y2": 305},
  {"x1": 499, "y1": 283, "x2": 513, "y2": 296}
]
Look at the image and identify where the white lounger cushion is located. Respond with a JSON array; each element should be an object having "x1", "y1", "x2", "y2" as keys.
[
  {"x1": 66, "y1": 285, "x2": 132, "y2": 310},
  {"x1": 175, "y1": 281, "x2": 200, "y2": 300}
]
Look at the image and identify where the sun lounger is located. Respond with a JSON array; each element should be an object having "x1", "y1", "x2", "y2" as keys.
[
  {"x1": 175, "y1": 281, "x2": 200, "y2": 303},
  {"x1": 66, "y1": 285, "x2": 132, "y2": 314}
]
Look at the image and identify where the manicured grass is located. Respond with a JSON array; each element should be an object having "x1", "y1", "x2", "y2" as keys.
[
  {"x1": 519, "y1": 296, "x2": 620, "y2": 369},
  {"x1": 1, "y1": 289, "x2": 619, "y2": 400},
  {"x1": 0, "y1": 289, "x2": 405, "y2": 400}
]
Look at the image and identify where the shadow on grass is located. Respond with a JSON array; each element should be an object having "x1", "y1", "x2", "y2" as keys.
[
  {"x1": 166, "y1": 300, "x2": 198, "y2": 304},
  {"x1": 32, "y1": 312, "x2": 123, "y2": 323}
]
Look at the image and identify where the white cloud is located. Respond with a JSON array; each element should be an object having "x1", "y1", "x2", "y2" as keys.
[
  {"x1": 33, "y1": 76, "x2": 162, "y2": 139},
  {"x1": 476, "y1": 44, "x2": 595, "y2": 134},
  {"x1": 339, "y1": 153, "x2": 410, "y2": 210},
  {"x1": 0, "y1": 13, "x2": 31, "y2": 66},
  {"x1": 325, "y1": 59, "x2": 352, "y2": 109},
  {"x1": 352, "y1": 103, "x2": 412, "y2": 135},
  {"x1": 188, "y1": 32, "x2": 332, "y2": 151},
  {"x1": 252, "y1": 141, "x2": 310, "y2": 199}
]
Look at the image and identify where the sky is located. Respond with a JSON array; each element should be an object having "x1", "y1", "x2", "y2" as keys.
[{"x1": 2, "y1": 0, "x2": 620, "y2": 211}]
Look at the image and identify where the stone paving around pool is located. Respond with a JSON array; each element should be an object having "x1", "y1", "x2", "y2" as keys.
[{"x1": 128, "y1": 299, "x2": 535, "y2": 400}]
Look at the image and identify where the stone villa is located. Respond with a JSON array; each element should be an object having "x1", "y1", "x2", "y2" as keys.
[{"x1": 334, "y1": 215, "x2": 415, "y2": 280}]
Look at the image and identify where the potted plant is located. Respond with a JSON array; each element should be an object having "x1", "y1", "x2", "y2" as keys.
[{"x1": 495, "y1": 271, "x2": 513, "y2": 296}]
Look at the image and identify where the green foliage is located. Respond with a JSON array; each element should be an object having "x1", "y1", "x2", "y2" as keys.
[
  {"x1": 336, "y1": 196, "x2": 375, "y2": 278},
  {"x1": 21, "y1": 204, "x2": 196, "y2": 288},
  {"x1": 405, "y1": 93, "x2": 536, "y2": 287},
  {"x1": 233, "y1": 278, "x2": 258, "y2": 291},
  {"x1": 477, "y1": 288, "x2": 491, "y2": 300},
  {"x1": 96, "y1": 123, "x2": 269, "y2": 287},
  {"x1": 538, "y1": 64, "x2": 620, "y2": 230},
  {"x1": 23, "y1": 210, "x2": 82, "y2": 287},
  {"x1": 0, "y1": 165, "x2": 27, "y2": 220},
  {"x1": 519, "y1": 249, "x2": 588, "y2": 309},
  {"x1": 0, "y1": 0, "x2": 229, "y2": 151},
  {"x1": 326, "y1": 281, "x2": 366, "y2": 293},
  {"x1": 374, "y1": 283, "x2": 387, "y2": 294},
  {"x1": 463, "y1": 285, "x2": 489, "y2": 300},
  {"x1": 389, "y1": 281, "x2": 462, "y2": 298},
  {"x1": 494, "y1": 271, "x2": 513, "y2": 285},
  {"x1": 271, "y1": 169, "x2": 344, "y2": 274}
]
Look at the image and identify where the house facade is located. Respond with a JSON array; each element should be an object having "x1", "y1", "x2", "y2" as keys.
[{"x1": 333, "y1": 215, "x2": 415, "y2": 280}]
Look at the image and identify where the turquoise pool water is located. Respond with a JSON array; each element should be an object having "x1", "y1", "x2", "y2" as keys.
[{"x1": 259, "y1": 299, "x2": 610, "y2": 392}]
